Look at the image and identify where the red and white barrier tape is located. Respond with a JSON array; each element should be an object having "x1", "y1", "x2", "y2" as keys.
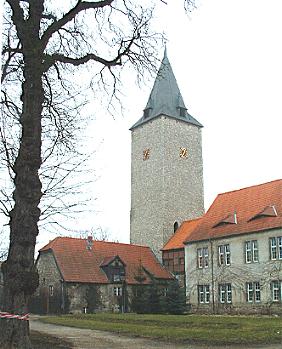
[{"x1": 0, "y1": 312, "x2": 29, "y2": 321}]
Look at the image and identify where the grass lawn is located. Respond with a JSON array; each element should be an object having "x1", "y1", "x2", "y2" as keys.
[{"x1": 41, "y1": 313, "x2": 282, "y2": 345}]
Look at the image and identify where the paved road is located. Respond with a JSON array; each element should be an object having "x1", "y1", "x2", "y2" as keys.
[{"x1": 30, "y1": 318, "x2": 281, "y2": 349}]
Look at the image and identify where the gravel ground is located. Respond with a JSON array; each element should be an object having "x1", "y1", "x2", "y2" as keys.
[{"x1": 30, "y1": 317, "x2": 281, "y2": 349}]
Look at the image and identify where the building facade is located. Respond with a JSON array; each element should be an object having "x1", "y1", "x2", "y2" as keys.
[
  {"x1": 31, "y1": 237, "x2": 173, "y2": 314},
  {"x1": 185, "y1": 179, "x2": 282, "y2": 314},
  {"x1": 130, "y1": 50, "x2": 204, "y2": 259},
  {"x1": 162, "y1": 218, "x2": 202, "y2": 287}
]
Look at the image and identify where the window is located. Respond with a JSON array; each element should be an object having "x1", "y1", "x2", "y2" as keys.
[
  {"x1": 143, "y1": 108, "x2": 151, "y2": 119},
  {"x1": 271, "y1": 280, "x2": 282, "y2": 302},
  {"x1": 197, "y1": 247, "x2": 209, "y2": 268},
  {"x1": 179, "y1": 257, "x2": 184, "y2": 265},
  {"x1": 179, "y1": 107, "x2": 186, "y2": 118},
  {"x1": 113, "y1": 286, "x2": 122, "y2": 296},
  {"x1": 173, "y1": 221, "x2": 179, "y2": 233},
  {"x1": 270, "y1": 237, "x2": 282, "y2": 260},
  {"x1": 198, "y1": 285, "x2": 210, "y2": 304},
  {"x1": 255, "y1": 282, "x2": 261, "y2": 302},
  {"x1": 219, "y1": 284, "x2": 232, "y2": 304},
  {"x1": 218, "y1": 244, "x2": 231, "y2": 266},
  {"x1": 113, "y1": 274, "x2": 121, "y2": 282},
  {"x1": 49, "y1": 285, "x2": 54, "y2": 297},
  {"x1": 163, "y1": 250, "x2": 185, "y2": 273},
  {"x1": 246, "y1": 282, "x2": 260, "y2": 303},
  {"x1": 245, "y1": 240, "x2": 259, "y2": 263}
]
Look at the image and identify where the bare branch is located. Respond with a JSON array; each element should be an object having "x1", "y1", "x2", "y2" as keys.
[{"x1": 41, "y1": 0, "x2": 114, "y2": 46}]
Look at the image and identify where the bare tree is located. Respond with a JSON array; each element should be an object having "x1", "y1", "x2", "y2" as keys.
[
  {"x1": 76, "y1": 226, "x2": 113, "y2": 241},
  {"x1": 0, "y1": 1, "x2": 158, "y2": 347},
  {"x1": 1, "y1": 1, "x2": 195, "y2": 347},
  {"x1": 0, "y1": 230, "x2": 9, "y2": 261}
]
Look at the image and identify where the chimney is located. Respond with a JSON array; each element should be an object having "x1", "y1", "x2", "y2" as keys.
[{"x1": 86, "y1": 236, "x2": 93, "y2": 250}]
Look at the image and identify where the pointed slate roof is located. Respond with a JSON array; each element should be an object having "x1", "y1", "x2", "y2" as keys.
[{"x1": 130, "y1": 49, "x2": 203, "y2": 130}]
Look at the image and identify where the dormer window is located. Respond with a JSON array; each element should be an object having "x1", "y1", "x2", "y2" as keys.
[
  {"x1": 143, "y1": 108, "x2": 152, "y2": 119},
  {"x1": 100, "y1": 256, "x2": 126, "y2": 283},
  {"x1": 249, "y1": 205, "x2": 278, "y2": 221},
  {"x1": 213, "y1": 212, "x2": 237, "y2": 228},
  {"x1": 113, "y1": 274, "x2": 122, "y2": 282},
  {"x1": 178, "y1": 107, "x2": 186, "y2": 118}
]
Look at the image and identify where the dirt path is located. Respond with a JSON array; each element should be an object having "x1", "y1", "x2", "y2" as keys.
[{"x1": 30, "y1": 318, "x2": 281, "y2": 349}]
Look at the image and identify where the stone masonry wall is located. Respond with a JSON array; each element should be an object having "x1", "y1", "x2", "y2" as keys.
[
  {"x1": 33, "y1": 251, "x2": 64, "y2": 313},
  {"x1": 130, "y1": 116, "x2": 204, "y2": 259},
  {"x1": 66, "y1": 283, "x2": 133, "y2": 314},
  {"x1": 36, "y1": 251, "x2": 62, "y2": 296}
]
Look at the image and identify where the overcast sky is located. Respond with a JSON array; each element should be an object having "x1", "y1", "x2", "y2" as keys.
[{"x1": 34, "y1": 0, "x2": 282, "y2": 248}]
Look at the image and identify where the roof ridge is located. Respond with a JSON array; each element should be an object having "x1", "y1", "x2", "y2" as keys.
[
  {"x1": 43, "y1": 236, "x2": 150, "y2": 249},
  {"x1": 95, "y1": 240, "x2": 151, "y2": 249},
  {"x1": 217, "y1": 179, "x2": 282, "y2": 197}
]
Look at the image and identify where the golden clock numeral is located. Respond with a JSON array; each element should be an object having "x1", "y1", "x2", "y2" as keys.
[
  {"x1": 180, "y1": 147, "x2": 188, "y2": 158},
  {"x1": 143, "y1": 148, "x2": 150, "y2": 160}
]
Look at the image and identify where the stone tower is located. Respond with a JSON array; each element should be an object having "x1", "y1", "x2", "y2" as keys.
[{"x1": 130, "y1": 50, "x2": 204, "y2": 259}]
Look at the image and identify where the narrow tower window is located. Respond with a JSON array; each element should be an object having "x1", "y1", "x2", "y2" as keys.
[{"x1": 174, "y1": 221, "x2": 179, "y2": 233}]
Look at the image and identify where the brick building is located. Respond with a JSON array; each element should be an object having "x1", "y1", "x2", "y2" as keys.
[{"x1": 162, "y1": 218, "x2": 202, "y2": 287}]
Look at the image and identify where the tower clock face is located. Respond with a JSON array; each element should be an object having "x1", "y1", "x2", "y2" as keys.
[
  {"x1": 179, "y1": 147, "x2": 188, "y2": 158},
  {"x1": 143, "y1": 148, "x2": 150, "y2": 160}
]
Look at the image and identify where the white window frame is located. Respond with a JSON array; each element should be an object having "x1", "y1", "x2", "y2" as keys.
[
  {"x1": 271, "y1": 280, "x2": 280, "y2": 302},
  {"x1": 227, "y1": 284, "x2": 232, "y2": 303},
  {"x1": 245, "y1": 241, "x2": 252, "y2": 263},
  {"x1": 279, "y1": 237, "x2": 282, "y2": 259},
  {"x1": 245, "y1": 240, "x2": 259, "y2": 263},
  {"x1": 253, "y1": 240, "x2": 259, "y2": 262},
  {"x1": 246, "y1": 282, "x2": 254, "y2": 303},
  {"x1": 225, "y1": 245, "x2": 231, "y2": 265},
  {"x1": 113, "y1": 286, "x2": 122, "y2": 296},
  {"x1": 197, "y1": 247, "x2": 209, "y2": 269},
  {"x1": 203, "y1": 247, "x2": 209, "y2": 268},
  {"x1": 254, "y1": 282, "x2": 261, "y2": 302},
  {"x1": 218, "y1": 245, "x2": 224, "y2": 265},
  {"x1": 197, "y1": 248, "x2": 203, "y2": 269},
  {"x1": 219, "y1": 284, "x2": 232, "y2": 304},
  {"x1": 270, "y1": 237, "x2": 282, "y2": 260},
  {"x1": 205, "y1": 285, "x2": 210, "y2": 303},
  {"x1": 218, "y1": 244, "x2": 231, "y2": 266},
  {"x1": 246, "y1": 282, "x2": 260, "y2": 303},
  {"x1": 219, "y1": 284, "x2": 226, "y2": 303},
  {"x1": 198, "y1": 285, "x2": 210, "y2": 304}
]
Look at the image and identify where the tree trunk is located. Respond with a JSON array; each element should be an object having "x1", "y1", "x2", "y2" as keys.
[{"x1": 0, "y1": 55, "x2": 44, "y2": 348}]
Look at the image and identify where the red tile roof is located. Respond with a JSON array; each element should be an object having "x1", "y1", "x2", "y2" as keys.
[
  {"x1": 162, "y1": 218, "x2": 202, "y2": 250},
  {"x1": 39, "y1": 238, "x2": 173, "y2": 284},
  {"x1": 185, "y1": 179, "x2": 282, "y2": 244}
]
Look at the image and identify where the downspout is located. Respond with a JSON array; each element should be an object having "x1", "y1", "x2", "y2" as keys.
[
  {"x1": 210, "y1": 238, "x2": 215, "y2": 314},
  {"x1": 60, "y1": 279, "x2": 65, "y2": 313}
]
